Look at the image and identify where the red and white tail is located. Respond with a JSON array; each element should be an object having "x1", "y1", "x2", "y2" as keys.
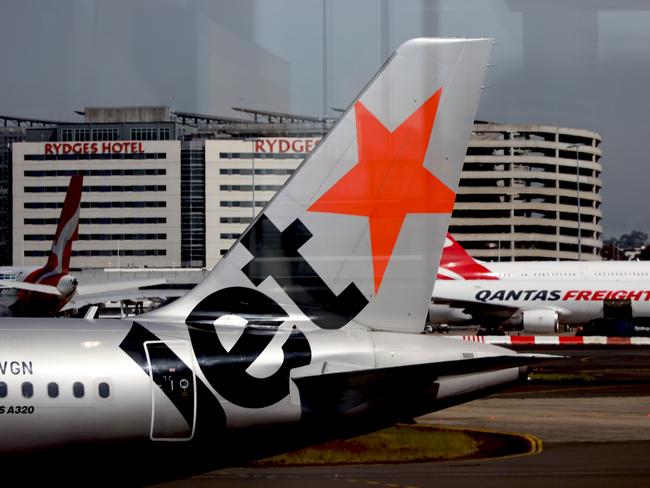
[
  {"x1": 437, "y1": 233, "x2": 498, "y2": 280},
  {"x1": 144, "y1": 38, "x2": 492, "y2": 334},
  {"x1": 12, "y1": 175, "x2": 83, "y2": 315},
  {"x1": 44, "y1": 174, "x2": 83, "y2": 275}
]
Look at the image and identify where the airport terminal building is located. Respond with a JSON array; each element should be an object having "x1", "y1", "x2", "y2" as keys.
[{"x1": 4, "y1": 107, "x2": 602, "y2": 268}]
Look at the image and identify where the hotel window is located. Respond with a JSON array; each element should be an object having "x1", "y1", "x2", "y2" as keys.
[
  {"x1": 92, "y1": 128, "x2": 119, "y2": 141},
  {"x1": 130, "y1": 128, "x2": 157, "y2": 140},
  {"x1": 74, "y1": 128, "x2": 91, "y2": 141}
]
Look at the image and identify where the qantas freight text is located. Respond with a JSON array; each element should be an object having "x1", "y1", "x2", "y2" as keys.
[{"x1": 475, "y1": 289, "x2": 650, "y2": 302}]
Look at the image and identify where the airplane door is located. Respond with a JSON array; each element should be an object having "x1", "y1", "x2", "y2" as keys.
[{"x1": 144, "y1": 340, "x2": 196, "y2": 441}]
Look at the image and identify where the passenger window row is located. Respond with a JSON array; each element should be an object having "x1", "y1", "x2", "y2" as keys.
[{"x1": 0, "y1": 381, "x2": 110, "y2": 399}]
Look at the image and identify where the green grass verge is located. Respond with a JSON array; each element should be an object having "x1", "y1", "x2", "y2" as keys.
[
  {"x1": 255, "y1": 425, "x2": 478, "y2": 466},
  {"x1": 528, "y1": 372, "x2": 597, "y2": 383}
]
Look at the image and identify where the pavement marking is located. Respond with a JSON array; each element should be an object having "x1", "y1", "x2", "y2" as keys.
[
  {"x1": 421, "y1": 423, "x2": 545, "y2": 462},
  {"x1": 338, "y1": 478, "x2": 419, "y2": 488}
]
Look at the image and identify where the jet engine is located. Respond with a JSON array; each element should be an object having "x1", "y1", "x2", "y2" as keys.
[
  {"x1": 517, "y1": 309, "x2": 559, "y2": 334},
  {"x1": 428, "y1": 303, "x2": 472, "y2": 324},
  {"x1": 56, "y1": 274, "x2": 79, "y2": 299}
]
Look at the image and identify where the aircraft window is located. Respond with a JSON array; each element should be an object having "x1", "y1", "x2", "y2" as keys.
[
  {"x1": 22, "y1": 382, "x2": 33, "y2": 398},
  {"x1": 73, "y1": 382, "x2": 85, "y2": 398},
  {"x1": 98, "y1": 383, "x2": 110, "y2": 398},
  {"x1": 0, "y1": 382, "x2": 6, "y2": 397},
  {"x1": 47, "y1": 382, "x2": 59, "y2": 398}
]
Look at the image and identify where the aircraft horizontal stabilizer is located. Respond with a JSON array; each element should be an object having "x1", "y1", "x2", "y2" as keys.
[
  {"x1": 294, "y1": 353, "x2": 549, "y2": 419},
  {"x1": 516, "y1": 353, "x2": 565, "y2": 359},
  {"x1": 0, "y1": 280, "x2": 63, "y2": 296},
  {"x1": 75, "y1": 278, "x2": 168, "y2": 296},
  {"x1": 61, "y1": 278, "x2": 170, "y2": 311}
]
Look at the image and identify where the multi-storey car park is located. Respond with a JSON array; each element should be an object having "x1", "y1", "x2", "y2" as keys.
[
  {"x1": 450, "y1": 123, "x2": 602, "y2": 261},
  {"x1": 2, "y1": 109, "x2": 602, "y2": 270}
]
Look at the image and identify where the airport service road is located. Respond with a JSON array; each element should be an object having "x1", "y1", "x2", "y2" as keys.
[
  {"x1": 150, "y1": 442, "x2": 650, "y2": 488},
  {"x1": 420, "y1": 344, "x2": 650, "y2": 442},
  {"x1": 420, "y1": 395, "x2": 650, "y2": 442}
]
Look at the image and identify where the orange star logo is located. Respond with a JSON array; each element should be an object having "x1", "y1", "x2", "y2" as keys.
[{"x1": 308, "y1": 88, "x2": 455, "y2": 293}]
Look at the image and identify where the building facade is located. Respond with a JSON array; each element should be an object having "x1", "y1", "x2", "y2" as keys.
[
  {"x1": 205, "y1": 137, "x2": 319, "y2": 267},
  {"x1": 3, "y1": 107, "x2": 603, "y2": 268},
  {"x1": 13, "y1": 139, "x2": 181, "y2": 268},
  {"x1": 0, "y1": 127, "x2": 25, "y2": 265}
]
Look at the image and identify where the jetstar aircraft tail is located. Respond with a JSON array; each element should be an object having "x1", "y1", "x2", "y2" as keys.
[
  {"x1": 144, "y1": 38, "x2": 492, "y2": 333},
  {"x1": 437, "y1": 233, "x2": 498, "y2": 280}
]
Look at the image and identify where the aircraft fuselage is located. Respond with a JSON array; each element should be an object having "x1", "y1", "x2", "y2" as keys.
[{"x1": 0, "y1": 317, "x2": 520, "y2": 454}]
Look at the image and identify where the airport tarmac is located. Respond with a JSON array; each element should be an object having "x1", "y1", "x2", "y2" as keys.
[
  {"x1": 150, "y1": 441, "x2": 650, "y2": 488},
  {"x1": 422, "y1": 344, "x2": 650, "y2": 442},
  {"x1": 147, "y1": 345, "x2": 650, "y2": 488}
]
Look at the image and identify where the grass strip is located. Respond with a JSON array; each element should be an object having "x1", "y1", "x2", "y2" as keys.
[
  {"x1": 255, "y1": 425, "x2": 478, "y2": 466},
  {"x1": 528, "y1": 372, "x2": 597, "y2": 383}
]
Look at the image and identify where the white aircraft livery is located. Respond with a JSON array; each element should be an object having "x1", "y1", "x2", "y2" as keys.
[
  {"x1": 0, "y1": 39, "x2": 549, "y2": 480},
  {"x1": 430, "y1": 235, "x2": 650, "y2": 333},
  {"x1": 437, "y1": 233, "x2": 650, "y2": 281}
]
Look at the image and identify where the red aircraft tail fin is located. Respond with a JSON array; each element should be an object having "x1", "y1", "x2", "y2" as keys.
[
  {"x1": 437, "y1": 233, "x2": 498, "y2": 280},
  {"x1": 43, "y1": 175, "x2": 83, "y2": 275}
]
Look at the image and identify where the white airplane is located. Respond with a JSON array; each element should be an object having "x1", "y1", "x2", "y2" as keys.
[
  {"x1": 0, "y1": 175, "x2": 165, "y2": 317},
  {"x1": 0, "y1": 39, "x2": 550, "y2": 477},
  {"x1": 437, "y1": 234, "x2": 650, "y2": 281},
  {"x1": 430, "y1": 235, "x2": 650, "y2": 333}
]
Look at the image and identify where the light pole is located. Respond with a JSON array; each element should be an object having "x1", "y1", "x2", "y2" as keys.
[
  {"x1": 251, "y1": 140, "x2": 256, "y2": 219},
  {"x1": 567, "y1": 143, "x2": 585, "y2": 260}
]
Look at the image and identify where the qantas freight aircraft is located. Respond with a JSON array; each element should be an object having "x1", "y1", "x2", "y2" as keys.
[
  {"x1": 437, "y1": 234, "x2": 650, "y2": 281},
  {"x1": 0, "y1": 39, "x2": 549, "y2": 479},
  {"x1": 430, "y1": 235, "x2": 650, "y2": 333}
]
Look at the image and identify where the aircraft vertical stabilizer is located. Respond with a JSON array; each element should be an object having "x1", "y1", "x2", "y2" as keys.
[
  {"x1": 144, "y1": 39, "x2": 492, "y2": 333},
  {"x1": 44, "y1": 174, "x2": 83, "y2": 275},
  {"x1": 10, "y1": 174, "x2": 83, "y2": 316},
  {"x1": 21, "y1": 174, "x2": 82, "y2": 281},
  {"x1": 437, "y1": 233, "x2": 499, "y2": 280}
]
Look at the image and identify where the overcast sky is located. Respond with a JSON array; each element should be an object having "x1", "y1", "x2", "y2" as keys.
[{"x1": 2, "y1": 0, "x2": 650, "y2": 237}]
